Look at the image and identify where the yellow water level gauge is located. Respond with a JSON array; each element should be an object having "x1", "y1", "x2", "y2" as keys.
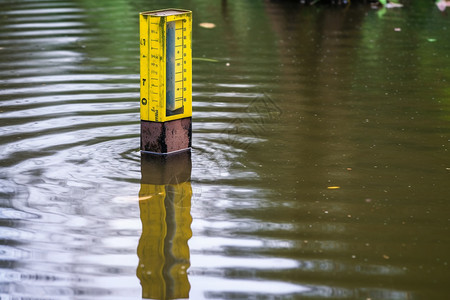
[{"x1": 139, "y1": 9, "x2": 192, "y2": 122}]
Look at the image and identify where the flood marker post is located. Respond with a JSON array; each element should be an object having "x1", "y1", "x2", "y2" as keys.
[
  {"x1": 138, "y1": 10, "x2": 193, "y2": 296},
  {"x1": 139, "y1": 9, "x2": 192, "y2": 154}
]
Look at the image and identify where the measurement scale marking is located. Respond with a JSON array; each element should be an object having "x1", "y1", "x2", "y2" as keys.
[
  {"x1": 149, "y1": 19, "x2": 162, "y2": 120},
  {"x1": 140, "y1": 13, "x2": 150, "y2": 120},
  {"x1": 180, "y1": 19, "x2": 185, "y2": 104},
  {"x1": 140, "y1": 10, "x2": 191, "y2": 122}
]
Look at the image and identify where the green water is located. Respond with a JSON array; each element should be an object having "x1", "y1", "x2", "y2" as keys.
[{"x1": 0, "y1": 0, "x2": 449, "y2": 299}]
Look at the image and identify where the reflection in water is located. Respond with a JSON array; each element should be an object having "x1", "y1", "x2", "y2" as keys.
[{"x1": 138, "y1": 151, "x2": 192, "y2": 299}]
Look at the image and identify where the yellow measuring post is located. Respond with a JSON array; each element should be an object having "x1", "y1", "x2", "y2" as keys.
[{"x1": 139, "y1": 9, "x2": 192, "y2": 122}]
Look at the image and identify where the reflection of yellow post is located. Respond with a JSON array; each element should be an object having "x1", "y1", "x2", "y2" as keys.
[{"x1": 137, "y1": 151, "x2": 192, "y2": 300}]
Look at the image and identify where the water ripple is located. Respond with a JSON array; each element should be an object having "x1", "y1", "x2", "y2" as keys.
[{"x1": 1, "y1": 0, "x2": 449, "y2": 299}]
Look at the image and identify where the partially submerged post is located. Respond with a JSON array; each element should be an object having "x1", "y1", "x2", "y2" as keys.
[{"x1": 139, "y1": 9, "x2": 192, "y2": 154}]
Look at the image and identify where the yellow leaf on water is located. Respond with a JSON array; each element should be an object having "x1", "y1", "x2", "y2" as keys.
[
  {"x1": 199, "y1": 22, "x2": 216, "y2": 29},
  {"x1": 327, "y1": 186, "x2": 340, "y2": 189}
]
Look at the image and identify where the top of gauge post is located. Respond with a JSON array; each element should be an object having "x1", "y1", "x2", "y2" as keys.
[{"x1": 140, "y1": 9, "x2": 190, "y2": 16}]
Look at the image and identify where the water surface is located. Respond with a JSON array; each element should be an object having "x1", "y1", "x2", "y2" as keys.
[{"x1": 0, "y1": 0, "x2": 449, "y2": 299}]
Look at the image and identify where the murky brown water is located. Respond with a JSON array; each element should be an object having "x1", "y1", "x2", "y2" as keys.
[{"x1": 0, "y1": 0, "x2": 449, "y2": 299}]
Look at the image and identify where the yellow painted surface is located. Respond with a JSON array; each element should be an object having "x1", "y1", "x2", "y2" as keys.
[{"x1": 139, "y1": 9, "x2": 192, "y2": 122}]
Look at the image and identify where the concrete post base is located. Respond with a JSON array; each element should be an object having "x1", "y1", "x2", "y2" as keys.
[{"x1": 140, "y1": 117, "x2": 192, "y2": 154}]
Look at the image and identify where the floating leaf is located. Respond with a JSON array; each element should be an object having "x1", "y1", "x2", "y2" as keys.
[
  {"x1": 199, "y1": 22, "x2": 216, "y2": 29},
  {"x1": 193, "y1": 57, "x2": 219, "y2": 62},
  {"x1": 327, "y1": 186, "x2": 340, "y2": 190}
]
